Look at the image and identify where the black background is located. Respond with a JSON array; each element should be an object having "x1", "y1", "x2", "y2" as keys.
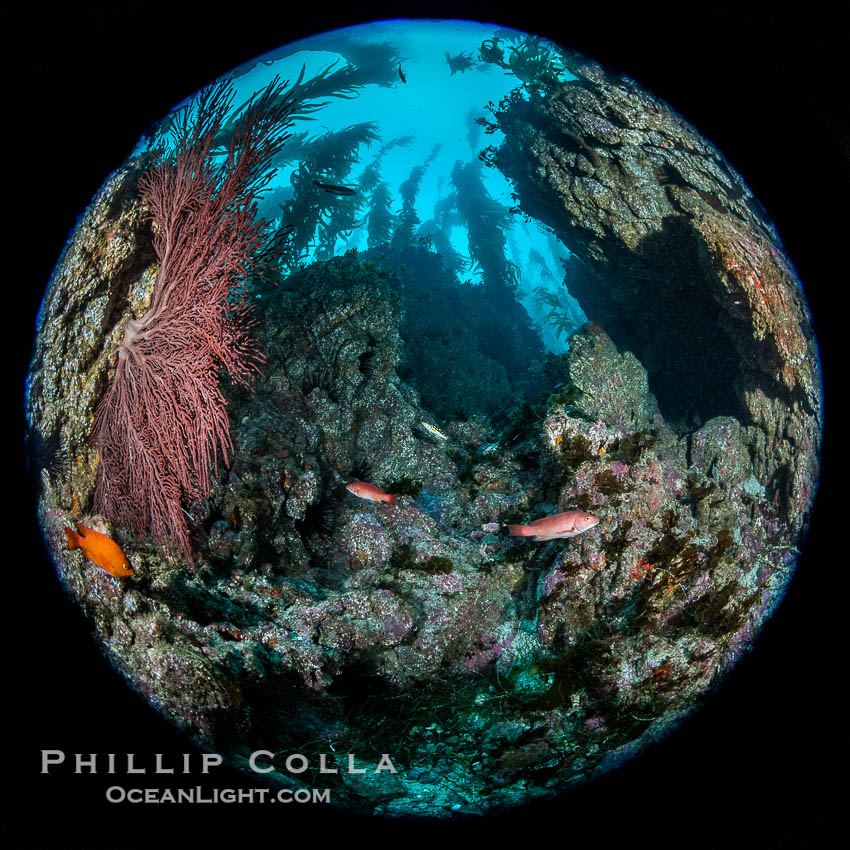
[{"x1": 14, "y1": 3, "x2": 844, "y2": 844}]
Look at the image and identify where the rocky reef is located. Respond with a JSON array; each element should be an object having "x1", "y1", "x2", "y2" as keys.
[
  {"x1": 365, "y1": 241, "x2": 546, "y2": 422},
  {"x1": 485, "y1": 54, "x2": 821, "y2": 533},
  {"x1": 27, "y1": 54, "x2": 821, "y2": 816}
]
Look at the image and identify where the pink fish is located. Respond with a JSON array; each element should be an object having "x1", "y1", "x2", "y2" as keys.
[
  {"x1": 345, "y1": 481, "x2": 397, "y2": 505},
  {"x1": 508, "y1": 511, "x2": 600, "y2": 541}
]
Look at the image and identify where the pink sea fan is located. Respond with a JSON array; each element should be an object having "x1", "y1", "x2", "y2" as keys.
[{"x1": 92, "y1": 77, "x2": 295, "y2": 565}]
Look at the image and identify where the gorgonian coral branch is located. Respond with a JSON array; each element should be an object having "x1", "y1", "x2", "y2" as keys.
[{"x1": 93, "y1": 76, "x2": 295, "y2": 565}]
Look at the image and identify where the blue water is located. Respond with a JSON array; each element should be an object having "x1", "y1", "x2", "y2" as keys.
[{"x1": 136, "y1": 19, "x2": 587, "y2": 354}]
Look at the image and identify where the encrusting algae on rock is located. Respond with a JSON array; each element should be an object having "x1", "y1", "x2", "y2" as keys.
[{"x1": 39, "y1": 247, "x2": 815, "y2": 812}]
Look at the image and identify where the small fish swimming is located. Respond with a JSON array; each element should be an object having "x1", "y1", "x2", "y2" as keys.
[
  {"x1": 346, "y1": 481, "x2": 397, "y2": 505},
  {"x1": 398, "y1": 63, "x2": 406, "y2": 83},
  {"x1": 507, "y1": 511, "x2": 600, "y2": 542},
  {"x1": 64, "y1": 523, "x2": 134, "y2": 577},
  {"x1": 313, "y1": 180, "x2": 357, "y2": 197},
  {"x1": 418, "y1": 421, "x2": 448, "y2": 441}
]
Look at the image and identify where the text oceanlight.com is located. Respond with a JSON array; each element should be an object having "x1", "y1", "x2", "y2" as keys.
[{"x1": 105, "y1": 786, "x2": 330, "y2": 804}]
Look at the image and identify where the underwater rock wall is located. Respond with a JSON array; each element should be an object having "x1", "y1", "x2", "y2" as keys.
[
  {"x1": 489, "y1": 55, "x2": 821, "y2": 535},
  {"x1": 27, "y1": 158, "x2": 156, "y2": 516},
  {"x1": 30, "y1": 203, "x2": 534, "y2": 749},
  {"x1": 27, "y1": 58, "x2": 823, "y2": 811}
]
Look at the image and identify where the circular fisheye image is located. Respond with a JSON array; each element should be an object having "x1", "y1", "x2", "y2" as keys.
[{"x1": 26, "y1": 18, "x2": 822, "y2": 817}]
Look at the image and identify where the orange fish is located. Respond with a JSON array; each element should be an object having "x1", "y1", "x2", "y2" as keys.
[
  {"x1": 508, "y1": 511, "x2": 599, "y2": 542},
  {"x1": 345, "y1": 481, "x2": 397, "y2": 505},
  {"x1": 64, "y1": 523, "x2": 134, "y2": 577}
]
